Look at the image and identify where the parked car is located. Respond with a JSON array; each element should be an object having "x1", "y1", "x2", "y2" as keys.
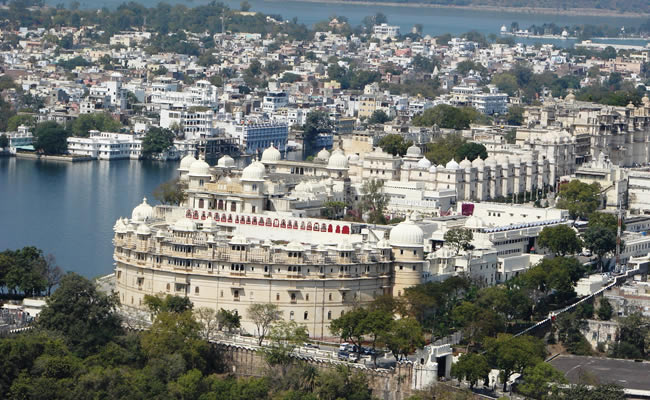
[{"x1": 303, "y1": 342, "x2": 320, "y2": 349}]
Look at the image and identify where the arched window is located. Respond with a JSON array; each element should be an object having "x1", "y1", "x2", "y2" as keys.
[
  {"x1": 246, "y1": 216, "x2": 251, "y2": 224},
  {"x1": 195, "y1": 286, "x2": 199, "y2": 294},
  {"x1": 252, "y1": 217, "x2": 257, "y2": 224},
  {"x1": 313, "y1": 223, "x2": 319, "y2": 231},
  {"x1": 342, "y1": 226, "x2": 350, "y2": 234},
  {"x1": 198, "y1": 199, "x2": 204, "y2": 208},
  {"x1": 235, "y1": 215, "x2": 239, "y2": 223},
  {"x1": 166, "y1": 283, "x2": 170, "y2": 291},
  {"x1": 218, "y1": 199, "x2": 224, "y2": 210},
  {"x1": 230, "y1": 202, "x2": 236, "y2": 212},
  {"x1": 328, "y1": 293, "x2": 332, "y2": 301},
  {"x1": 335, "y1": 225, "x2": 340, "y2": 233},
  {"x1": 193, "y1": 211, "x2": 199, "y2": 219},
  {"x1": 300, "y1": 222, "x2": 306, "y2": 230},
  {"x1": 293, "y1": 221, "x2": 299, "y2": 229},
  {"x1": 328, "y1": 224, "x2": 333, "y2": 233},
  {"x1": 327, "y1": 311, "x2": 332, "y2": 320},
  {"x1": 227, "y1": 214, "x2": 233, "y2": 223},
  {"x1": 273, "y1": 219, "x2": 279, "y2": 227},
  {"x1": 306, "y1": 222, "x2": 312, "y2": 231},
  {"x1": 290, "y1": 311, "x2": 294, "y2": 320},
  {"x1": 186, "y1": 210, "x2": 192, "y2": 218},
  {"x1": 304, "y1": 311, "x2": 308, "y2": 320},
  {"x1": 281, "y1": 220, "x2": 286, "y2": 228},
  {"x1": 266, "y1": 218, "x2": 272, "y2": 226},
  {"x1": 234, "y1": 290, "x2": 239, "y2": 298},
  {"x1": 291, "y1": 293, "x2": 296, "y2": 301},
  {"x1": 201, "y1": 211, "x2": 206, "y2": 220}
]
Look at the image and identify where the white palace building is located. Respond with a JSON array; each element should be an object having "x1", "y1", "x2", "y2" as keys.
[{"x1": 113, "y1": 146, "x2": 576, "y2": 338}]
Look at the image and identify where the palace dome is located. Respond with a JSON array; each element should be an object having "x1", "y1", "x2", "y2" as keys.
[
  {"x1": 188, "y1": 158, "x2": 211, "y2": 177},
  {"x1": 445, "y1": 159, "x2": 460, "y2": 170},
  {"x1": 406, "y1": 144, "x2": 422, "y2": 157},
  {"x1": 472, "y1": 157, "x2": 484, "y2": 168},
  {"x1": 459, "y1": 158, "x2": 472, "y2": 169},
  {"x1": 389, "y1": 219, "x2": 424, "y2": 247},
  {"x1": 429, "y1": 165, "x2": 437, "y2": 173},
  {"x1": 131, "y1": 198, "x2": 154, "y2": 222},
  {"x1": 417, "y1": 157, "x2": 432, "y2": 169},
  {"x1": 179, "y1": 154, "x2": 197, "y2": 171},
  {"x1": 316, "y1": 148, "x2": 330, "y2": 162},
  {"x1": 241, "y1": 161, "x2": 265, "y2": 181},
  {"x1": 327, "y1": 149, "x2": 349, "y2": 170},
  {"x1": 261, "y1": 144, "x2": 281, "y2": 163},
  {"x1": 464, "y1": 215, "x2": 484, "y2": 229},
  {"x1": 217, "y1": 155, "x2": 235, "y2": 168},
  {"x1": 173, "y1": 218, "x2": 196, "y2": 232},
  {"x1": 136, "y1": 223, "x2": 152, "y2": 235}
]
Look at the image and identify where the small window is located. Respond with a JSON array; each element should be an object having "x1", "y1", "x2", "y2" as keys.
[
  {"x1": 276, "y1": 293, "x2": 280, "y2": 301},
  {"x1": 306, "y1": 294, "x2": 310, "y2": 301},
  {"x1": 304, "y1": 311, "x2": 308, "y2": 320},
  {"x1": 166, "y1": 283, "x2": 170, "y2": 291},
  {"x1": 290, "y1": 311, "x2": 294, "y2": 320},
  {"x1": 327, "y1": 311, "x2": 332, "y2": 320},
  {"x1": 195, "y1": 286, "x2": 200, "y2": 294},
  {"x1": 328, "y1": 293, "x2": 332, "y2": 301}
]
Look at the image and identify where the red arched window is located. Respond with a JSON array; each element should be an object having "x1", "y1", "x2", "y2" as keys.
[
  {"x1": 281, "y1": 220, "x2": 286, "y2": 228},
  {"x1": 273, "y1": 219, "x2": 279, "y2": 227},
  {"x1": 207, "y1": 212, "x2": 212, "y2": 218},
  {"x1": 313, "y1": 223, "x2": 319, "y2": 231},
  {"x1": 186, "y1": 210, "x2": 192, "y2": 218},
  {"x1": 246, "y1": 216, "x2": 251, "y2": 224},
  {"x1": 252, "y1": 217, "x2": 257, "y2": 224},
  {"x1": 235, "y1": 215, "x2": 240, "y2": 223},
  {"x1": 227, "y1": 214, "x2": 233, "y2": 223},
  {"x1": 306, "y1": 222, "x2": 311, "y2": 231},
  {"x1": 300, "y1": 222, "x2": 306, "y2": 230},
  {"x1": 214, "y1": 213, "x2": 220, "y2": 220},
  {"x1": 327, "y1": 224, "x2": 333, "y2": 233},
  {"x1": 293, "y1": 221, "x2": 299, "y2": 229},
  {"x1": 342, "y1": 226, "x2": 350, "y2": 234},
  {"x1": 201, "y1": 212, "x2": 206, "y2": 220},
  {"x1": 266, "y1": 218, "x2": 272, "y2": 226},
  {"x1": 193, "y1": 211, "x2": 199, "y2": 219},
  {"x1": 240, "y1": 215, "x2": 246, "y2": 224},
  {"x1": 335, "y1": 225, "x2": 340, "y2": 233}
]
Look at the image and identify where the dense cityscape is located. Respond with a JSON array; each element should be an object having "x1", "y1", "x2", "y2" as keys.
[{"x1": 1, "y1": 0, "x2": 650, "y2": 399}]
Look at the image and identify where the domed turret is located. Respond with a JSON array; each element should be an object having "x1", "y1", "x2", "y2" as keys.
[
  {"x1": 188, "y1": 158, "x2": 211, "y2": 177},
  {"x1": 389, "y1": 218, "x2": 424, "y2": 247},
  {"x1": 241, "y1": 161, "x2": 265, "y2": 181},
  {"x1": 327, "y1": 149, "x2": 349, "y2": 170},
  {"x1": 217, "y1": 155, "x2": 235, "y2": 168},
  {"x1": 179, "y1": 154, "x2": 197, "y2": 171},
  {"x1": 316, "y1": 148, "x2": 330, "y2": 162},
  {"x1": 429, "y1": 165, "x2": 438, "y2": 174},
  {"x1": 173, "y1": 219, "x2": 196, "y2": 232},
  {"x1": 496, "y1": 154, "x2": 510, "y2": 166},
  {"x1": 348, "y1": 153, "x2": 360, "y2": 163},
  {"x1": 417, "y1": 157, "x2": 432, "y2": 169},
  {"x1": 459, "y1": 158, "x2": 472, "y2": 169},
  {"x1": 261, "y1": 143, "x2": 281, "y2": 163},
  {"x1": 472, "y1": 157, "x2": 485, "y2": 169},
  {"x1": 485, "y1": 155, "x2": 497, "y2": 168},
  {"x1": 642, "y1": 95, "x2": 650, "y2": 107},
  {"x1": 464, "y1": 215, "x2": 484, "y2": 230},
  {"x1": 136, "y1": 223, "x2": 152, "y2": 236},
  {"x1": 445, "y1": 159, "x2": 460, "y2": 170},
  {"x1": 406, "y1": 144, "x2": 422, "y2": 157},
  {"x1": 132, "y1": 198, "x2": 154, "y2": 222}
]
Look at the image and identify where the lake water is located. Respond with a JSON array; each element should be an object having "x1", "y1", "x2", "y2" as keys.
[
  {"x1": 55, "y1": 0, "x2": 650, "y2": 46},
  {"x1": 0, "y1": 157, "x2": 178, "y2": 278}
]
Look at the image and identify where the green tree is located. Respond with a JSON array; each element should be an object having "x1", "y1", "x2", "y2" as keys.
[
  {"x1": 413, "y1": 104, "x2": 473, "y2": 130},
  {"x1": 38, "y1": 272, "x2": 122, "y2": 356},
  {"x1": 597, "y1": 298, "x2": 613, "y2": 321},
  {"x1": 451, "y1": 353, "x2": 490, "y2": 389},
  {"x1": 378, "y1": 134, "x2": 412, "y2": 156},
  {"x1": 518, "y1": 362, "x2": 567, "y2": 399},
  {"x1": 424, "y1": 133, "x2": 466, "y2": 165},
  {"x1": 444, "y1": 227, "x2": 473, "y2": 255},
  {"x1": 70, "y1": 113, "x2": 121, "y2": 137},
  {"x1": 264, "y1": 320, "x2": 309, "y2": 376},
  {"x1": 329, "y1": 307, "x2": 368, "y2": 357},
  {"x1": 611, "y1": 312, "x2": 649, "y2": 359},
  {"x1": 33, "y1": 121, "x2": 68, "y2": 155},
  {"x1": 321, "y1": 200, "x2": 346, "y2": 220},
  {"x1": 506, "y1": 106, "x2": 524, "y2": 125},
  {"x1": 315, "y1": 365, "x2": 373, "y2": 400},
  {"x1": 556, "y1": 180, "x2": 601, "y2": 220},
  {"x1": 240, "y1": 1, "x2": 251, "y2": 11},
  {"x1": 384, "y1": 317, "x2": 424, "y2": 361},
  {"x1": 217, "y1": 308, "x2": 242, "y2": 333},
  {"x1": 302, "y1": 110, "x2": 332, "y2": 157},
  {"x1": 143, "y1": 294, "x2": 193, "y2": 315},
  {"x1": 537, "y1": 225, "x2": 583, "y2": 256},
  {"x1": 248, "y1": 303, "x2": 282, "y2": 345},
  {"x1": 153, "y1": 178, "x2": 187, "y2": 206},
  {"x1": 455, "y1": 142, "x2": 487, "y2": 162},
  {"x1": 360, "y1": 179, "x2": 388, "y2": 224},
  {"x1": 368, "y1": 110, "x2": 391, "y2": 124},
  {"x1": 583, "y1": 226, "x2": 617, "y2": 272},
  {"x1": 551, "y1": 384, "x2": 625, "y2": 400},
  {"x1": 486, "y1": 334, "x2": 546, "y2": 391},
  {"x1": 141, "y1": 127, "x2": 175, "y2": 158},
  {"x1": 7, "y1": 114, "x2": 36, "y2": 131},
  {"x1": 0, "y1": 134, "x2": 8, "y2": 148}
]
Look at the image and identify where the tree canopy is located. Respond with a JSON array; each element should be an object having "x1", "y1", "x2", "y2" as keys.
[
  {"x1": 537, "y1": 225, "x2": 583, "y2": 256},
  {"x1": 33, "y1": 121, "x2": 68, "y2": 155},
  {"x1": 377, "y1": 134, "x2": 412, "y2": 156},
  {"x1": 141, "y1": 127, "x2": 175, "y2": 158},
  {"x1": 556, "y1": 180, "x2": 601, "y2": 220}
]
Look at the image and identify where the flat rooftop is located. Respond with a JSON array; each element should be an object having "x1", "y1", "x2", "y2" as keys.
[{"x1": 550, "y1": 355, "x2": 650, "y2": 391}]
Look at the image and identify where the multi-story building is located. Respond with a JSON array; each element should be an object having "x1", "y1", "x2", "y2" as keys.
[{"x1": 372, "y1": 23, "x2": 400, "y2": 40}]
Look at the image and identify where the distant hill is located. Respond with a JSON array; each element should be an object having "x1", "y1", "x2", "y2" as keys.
[{"x1": 332, "y1": 0, "x2": 650, "y2": 15}]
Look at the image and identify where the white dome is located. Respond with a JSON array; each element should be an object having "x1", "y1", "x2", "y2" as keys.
[
  {"x1": 286, "y1": 240, "x2": 304, "y2": 251},
  {"x1": 510, "y1": 155, "x2": 521, "y2": 165},
  {"x1": 417, "y1": 157, "x2": 432, "y2": 169},
  {"x1": 337, "y1": 240, "x2": 354, "y2": 251},
  {"x1": 445, "y1": 159, "x2": 460, "y2": 170},
  {"x1": 113, "y1": 218, "x2": 127, "y2": 233},
  {"x1": 389, "y1": 219, "x2": 424, "y2": 247},
  {"x1": 464, "y1": 215, "x2": 484, "y2": 229},
  {"x1": 202, "y1": 218, "x2": 218, "y2": 230},
  {"x1": 136, "y1": 223, "x2": 152, "y2": 235},
  {"x1": 376, "y1": 237, "x2": 392, "y2": 249},
  {"x1": 459, "y1": 158, "x2": 472, "y2": 169},
  {"x1": 217, "y1": 155, "x2": 235, "y2": 168},
  {"x1": 406, "y1": 144, "x2": 422, "y2": 157},
  {"x1": 173, "y1": 219, "x2": 196, "y2": 232},
  {"x1": 348, "y1": 153, "x2": 360, "y2": 162},
  {"x1": 327, "y1": 149, "x2": 349, "y2": 170},
  {"x1": 188, "y1": 158, "x2": 211, "y2": 177},
  {"x1": 485, "y1": 155, "x2": 497, "y2": 167},
  {"x1": 496, "y1": 154, "x2": 509, "y2": 166},
  {"x1": 131, "y1": 197, "x2": 154, "y2": 222},
  {"x1": 435, "y1": 246, "x2": 455, "y2": 259},
  {"x1": 500, "y1": 25, "x2": 507, "y2": 33},
  {"x1": 261, "y1": 144, "x2": 281, "y2": 163},
  {"x1": 429, "y1": 165, "x2": 437, "y2": 173},
  {"x1": 241, "y1": 161, "x2": 265, "y2": 181},
  {"x1": 229, "y1": 235, "x2": 249, "y2": 245},
  {"x1": 316, "y1": 148, "x2": 330, "y2": 161},
  {"x1": 472, "y1": 157, "x2": 485, "y2": 168},
  {"x1": 179, "y1": 154, "x2": 197, "y2": 171},
  {"x1": 523, "y1": 153, "x2": 534, "y2": 164}
]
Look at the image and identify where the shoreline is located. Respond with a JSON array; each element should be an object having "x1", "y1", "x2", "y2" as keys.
[{"x1": 274, "y1": 0, "x2": 650, "y2": 18}]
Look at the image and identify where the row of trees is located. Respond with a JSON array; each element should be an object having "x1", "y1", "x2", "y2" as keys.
[{"x1": 0, "y1": 246, "x2": 62, "y2": 297}]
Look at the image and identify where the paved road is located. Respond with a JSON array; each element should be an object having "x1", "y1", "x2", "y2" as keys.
[{"x1": 550, "y1": 355, "x2": 650, "y2": 391}]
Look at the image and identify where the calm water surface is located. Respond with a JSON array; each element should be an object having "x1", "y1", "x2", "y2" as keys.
[
  {"x1": 0, "y1": 158, "x2": 178, "y2": 278},
  {"x1": 53, "y1": 0, "x2": 650, "y2": 44}
]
